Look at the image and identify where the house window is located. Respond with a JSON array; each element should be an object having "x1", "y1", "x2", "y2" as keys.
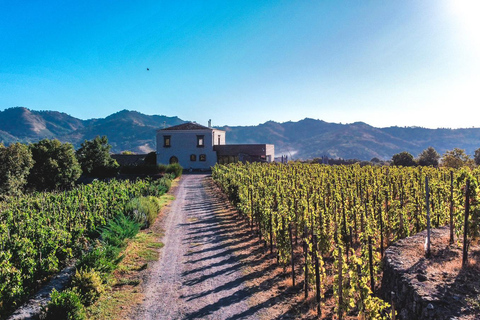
[
  {"x1": 199, "y1": 154, "x2": 206, "y2": 161},
  {"x1": 169, "y1": 156, "x2": 178, "y2": 164},
  {"x1": 197, "y1": 135, "x2": 204, "y2": 147},
  {"x1": 218, "y1": 135, "x2": 221, "y2": 145},
  {"x1": 163, "y1": 135, "x2": 171, "y2": 148},
  {"x1": 190, "y1": 154, "x2": 197, "y2": 161}
]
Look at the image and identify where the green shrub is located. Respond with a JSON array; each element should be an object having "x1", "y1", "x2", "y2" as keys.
[
  {"x1": 76, "y1": 244, "x2": 123, "y2": 274},
  {"x1": 71, "y1": 268, "x2": 104, "y2": 306},
  {"x1": 125, "y1": 197, "x2": 161, "y2": 228},
  {"x1": 45, "y1": 288, "x2": 85, "y2": 320},
  {"x1": 165, "y1": 163, "x2": 182, "y2": 178},
  {"x1": 99, "y1": 213, "x2": 140, "y2": 248},
  {"x1": 143, "y1": 177, "x2": 170, "y2": 197},
  {"x1": 157, "y1": 164, "x2": 167, "y2": 173}
]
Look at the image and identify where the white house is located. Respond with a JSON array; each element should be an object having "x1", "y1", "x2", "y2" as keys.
[
  {"x1": 156, "y1": 122, "x2": 225, "y2": 170},
  {"x1": 156, "y1": 121, "x2": 274, "y2": 170}
]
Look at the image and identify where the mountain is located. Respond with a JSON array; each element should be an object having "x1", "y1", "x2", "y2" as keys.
[
  {"x1": 220, "y1": 119, "x2": 480, "y2": 160},
  {"x1": 1, "y1": 107, "x2": 480, "y2": 160},
  {"x1": 0, "y1": 107, "x2": 184, "y2": 153}
]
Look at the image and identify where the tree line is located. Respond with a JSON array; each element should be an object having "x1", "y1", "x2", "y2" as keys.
[
  {"x1": 0, "y1": 136, "x2": 119, "y2": 196},
  {"x1": 391, "y1": 146, "x2": 480, "y2": 168}
]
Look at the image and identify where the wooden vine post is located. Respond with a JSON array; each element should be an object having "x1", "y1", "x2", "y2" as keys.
[
  {"x1": 462, "y1": 179, "x2": 470, "y2": 267},
  {"x1": 379, "y1": 205, "x2": 384, "y2": 257},
  {"x1": 289, "y1": 223, "x2": 295, "y2": 286},
  {"x1": 450, "y1": 170, "x2": 454, "y2": 244},
  {"x1": 425, "y1": 176, "x2": 431, "y2": 257},
  {"x1": 368, "y1": 236, "x2": 374, "y2": 294},
  {"x1": 304, "y1": 225, "x2": 309, "y2": 299},
  {"x1": 313, "y1": 234, "x2": 321, "y2": 316},
  {"x1": 337, "y1": 245, "x2": 343, "y2": 320}
]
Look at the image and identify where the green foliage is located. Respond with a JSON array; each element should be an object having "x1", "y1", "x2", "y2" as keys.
[
  {"x1": 391, "y1": 151, "x2": 416, "y2": 167},
  {"x1": 28, "y1": 139, "x2": 82, "y2": 191},
  {"x1": 441, "y1": 148, "x2": 474, "y2": 169},
  {"x1": 417, "y1": 146, "x2": 440, "y2": 167},
  {"x1": 45, "y1": 288, "x2": 86, "y2": 320},
  {"x1": 124, "y1": 196, "x2": 161, "y2": 228},
  {"x1": 0, "y1": 143, "x2": 34, "y2": 196},
  {"x1": 157, "y1": 164, "x2": 167, "y2": 173},
  {"x1": 166, "y1": 163, "x2": 183, "y2": 178},
  {"x1": 0, "y1": 177, "x2": 172, "y2": 315},
  {"x1": 145, "y1": 177, "x2": 171, "y2": 197},
  {"x1": 474, "y1": 148, "x2": 480, "y2": 166},
  {"x1": 76, "y1": 244, "x2": 123, "y2": 275},
  {"x1": 71, "y1": 268, "x2": 104, "y2": 306},
  {"x1": 144, "y1": 151, "x2": 157, "y2": 165},
  {"x1": 212, "y1": 163, "x2": 480, "y2": 319},
  {"x1": 76, "y1": 136, "x2": 119, "y2": 178},
  {"x1": 0, "y1": 251, "x2": 24, "y2": 310},
  {"x1": 99, "y1": 213, "x2": 140, "y2": 248}
]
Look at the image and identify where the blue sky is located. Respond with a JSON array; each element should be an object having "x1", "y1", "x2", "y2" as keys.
[{"x1": 1, "y1": 1, "x2": 479, "y2": 128}]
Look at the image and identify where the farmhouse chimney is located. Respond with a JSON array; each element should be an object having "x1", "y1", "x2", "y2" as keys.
[{"x1": 208, "y1": 119, "x2": 211, "y2": 128}]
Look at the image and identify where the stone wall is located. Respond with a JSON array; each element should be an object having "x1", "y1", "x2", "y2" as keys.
[{"x1": 381, "y1": 227, "x2": 460, "y2": 320}]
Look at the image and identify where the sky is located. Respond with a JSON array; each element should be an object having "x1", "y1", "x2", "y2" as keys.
[{"x1": 1, "y1": 1, "x2": 479, "y2": 128}]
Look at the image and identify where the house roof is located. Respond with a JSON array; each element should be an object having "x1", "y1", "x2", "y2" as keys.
[{"x1": 161, "y1": 122, "x2": 212, "y2": 131}]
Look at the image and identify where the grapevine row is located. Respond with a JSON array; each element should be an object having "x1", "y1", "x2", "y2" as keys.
[
  {"x1": 0, "y1": 177, "x2": 171, "y2": 317},
  {"x1": 212, "y1": 163, "x2": 479, "y2": 318}
]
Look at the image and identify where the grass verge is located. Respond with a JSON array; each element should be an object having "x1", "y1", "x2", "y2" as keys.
[{"x1": 84, "y1": 192, "x2": 175, "y2": 319}]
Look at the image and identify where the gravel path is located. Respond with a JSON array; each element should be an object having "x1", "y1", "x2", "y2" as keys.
[{"x1": 135, "y1": 174, "x2": 260, "y2": 320}]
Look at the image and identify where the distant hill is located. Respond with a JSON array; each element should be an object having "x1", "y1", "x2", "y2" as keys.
[
  {"x1": 220, "y1": 119, "x2": 480, "y2": 160},
  {"x1": 0, "y1": 107, "x2": 184, "y2": 153},
  {"x1": 1, "y1": 107, "x2": 480, "y2": 160}
]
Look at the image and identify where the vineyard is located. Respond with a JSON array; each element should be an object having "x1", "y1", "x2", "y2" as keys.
[
  {"x1": 0, "y1": 177, "x2": 172, "y2": 318},
  {"x1": 212, "y1": 162, "x2": 480, "y2": 319}
]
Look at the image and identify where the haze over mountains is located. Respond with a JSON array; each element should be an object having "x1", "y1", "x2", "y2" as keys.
[{"x1": 1, "y1": 107, "x2": 479, "y2": 161}]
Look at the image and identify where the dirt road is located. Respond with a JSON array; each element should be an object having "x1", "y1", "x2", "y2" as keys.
[{"x1": 134, "y1": 174, "x2": 265, "y2": 320}]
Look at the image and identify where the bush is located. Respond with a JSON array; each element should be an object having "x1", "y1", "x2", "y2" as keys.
[
  {"x1": 76, "y1": 244, "x2": 123, "y2": 274},
  {"x1": 165, "y1": 163, "x2": 182, "y2": 178},
  {"x1": 71, "y1": 268, "x2": 104, "y2": 306},
  {"x1": 157, "y1": 164, "x2": 167, "y2": 173},
  {"x1": 99, "y1": 213, "x2": 140, "y2": 248},
  {"x1": 143, "y1": 177, "x2": 170, "y2": 197},
  {"x1": 76, "y1": 136, "x2": 119, "y2": 178},
  {"x1": 45, "y1": 288, "x2": 85, "y2": 320},
  {"x1": 125, "y1": 197, "x2": 161, "y2": 228}
]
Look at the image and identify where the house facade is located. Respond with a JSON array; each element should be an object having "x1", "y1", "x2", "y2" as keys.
[{"x1": 156, "y1": 122, "x2": 274, "y2": 170}]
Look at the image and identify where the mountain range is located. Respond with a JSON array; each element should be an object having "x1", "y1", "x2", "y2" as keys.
[{"x1": 1, "y1": 107, "x2": 480, "y2": 161}]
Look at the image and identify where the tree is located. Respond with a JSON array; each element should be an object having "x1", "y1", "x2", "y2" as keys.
[
  {"x1": 391, "y1": 151, "x2": 416, "y2": 167},
  {"x1": 474, "y1": 148, "x2": 480, "y2": 165},
  {"x1": 441, "y1": 148, "x2": 474, "y2": 169},
  {"x1": 76, "y1": 136, "x2": 119, "y2": 178},
  {"x1": 0, "y1": 143, "x2": 34, "y2": 196},
  {"x1": 144, "y1": 151, "x2": 157, "y2": 165},
  {"x1": 417, "y1": 147, "x2": 440, "y2": 167},
  {"x1": 28, "y1": 139, "x2": 82, "y2": 191}
]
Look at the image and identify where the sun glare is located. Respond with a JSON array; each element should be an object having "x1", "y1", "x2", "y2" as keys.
[{"x1": 447, "y1": 0, "x2": 480, "y2": 52}]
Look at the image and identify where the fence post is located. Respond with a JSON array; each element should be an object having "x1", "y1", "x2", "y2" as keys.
[
  {"x1": 425, "y1": 176, "x2": 431, "y2": 257},
  {"x1": 462, "y1": 179, "x2": 470, "y2": 267}
]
